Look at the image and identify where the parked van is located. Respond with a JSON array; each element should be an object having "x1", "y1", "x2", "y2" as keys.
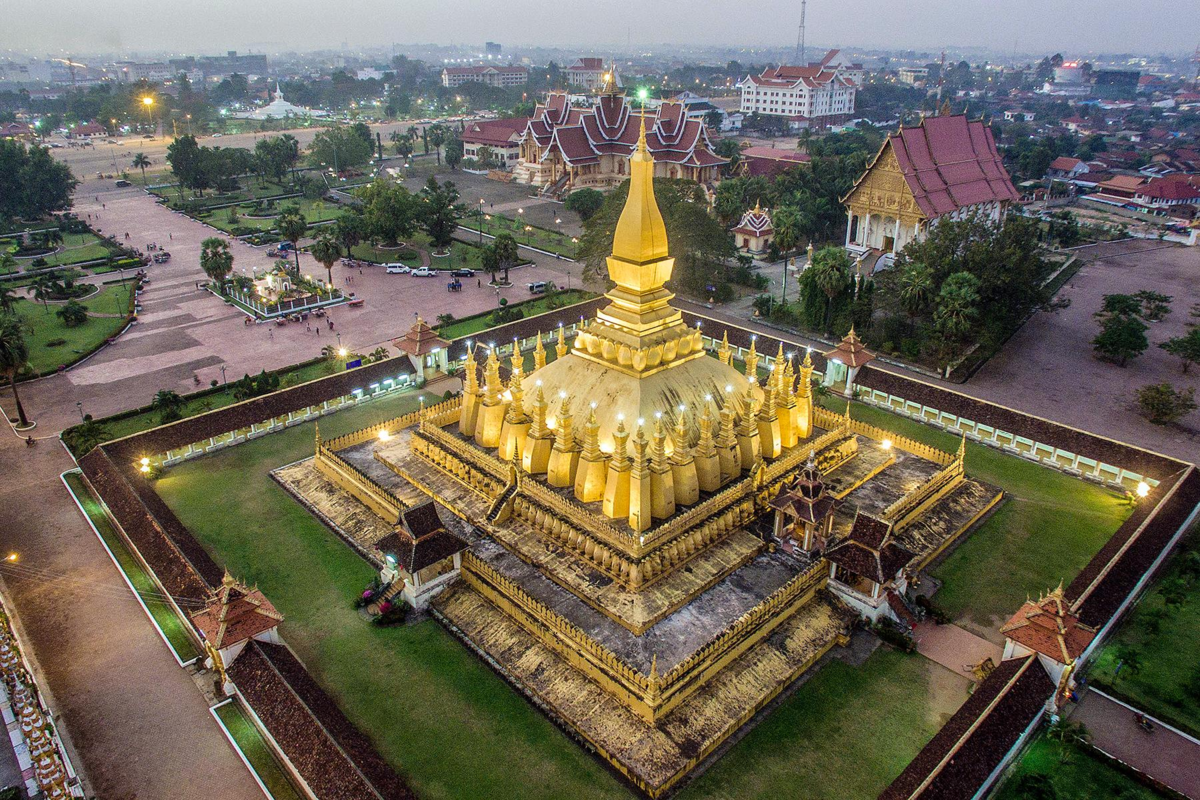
[{"x1": 527, "y1": 281, "x2": 553, "y2": 294}]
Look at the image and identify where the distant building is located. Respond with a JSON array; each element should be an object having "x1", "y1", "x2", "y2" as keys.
[
  {"x1": 485, "y1": 42, "x2": 503, "y2": 56},
  {"x1": 1092, "y1": 70, "x2": 1140, "y2": 99},
  {"x1": 513, "y1": 87, "x2": 726, "y2": 193},
  {"x1": 461, "y1": 117, "x2": 530, "y2": 169},
  {"x1": 1003, "y1": 109, "x2": 1035, "y2": 122},
  {"x1": 565, "y1": 57, "x2": 618, "y2": 90},
  {"x1": 441, "y1": 64, "x2": 528, "y2": 88},
  {"x1": 808, "y1": 49, "x2": 867, "y2": 88},
  {"x1": 114, "y1": 61, "x2": 174, "y2": 83},
  {"x1": 169, "y1": 51, "x2": 267, "y2": 80},
  {"x1": 897, "y1": 67, "x2": 929, "y2": 87},
  {"x1": 731, "y1": 203, "x2": 774, "y2": 255},
  {"x1": 1060, "y1": 116, "x2": 1091, "y2": 134},
  {"x1": 737, "y1": 62, "x2": 856, "y2": 127},
  {"x1": 1047, "y1": 156, "x2": 1089, "y2": 180},
  {"x1": 740, "y1": 146, "x2": 811, "y2": 178},
  {"x1": 356, "y1": 68, "x2": 385, "y2": 81},
  {"x1": 842, "y1": 114, "x2": 1018, "y2": 265}
]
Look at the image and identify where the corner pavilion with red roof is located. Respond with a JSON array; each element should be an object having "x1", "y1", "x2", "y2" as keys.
[
  {"x1": 393, "y1": 315, "x2": 450, "y2": 381},
  {"x1": 1000, "y1": 584, "x2": 1095, "y2": 700},
  {"x1": 841, "y1": 113, "x2": 1019, "y2": 265},
  {"x1": 190, "y1": 572, "x2": 284, "y2": 688},
  {"x1": 822, "y1": 327, "x2": 875, "y2": 396}
]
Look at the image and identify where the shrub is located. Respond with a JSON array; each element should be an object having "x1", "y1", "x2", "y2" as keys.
[
  {"x1": 1136, "y1": 383, "x2": 1197, "y2": 425},
  {"x1": 915, "y1": 594, "x2": 952, "y2": 625},
  {"x1": 489, "y1": 305, "x2": 524, "y2": 326},
  {"x1": 372, "y1": 600, "x2": 408, "y2": 626},
  {"x1": 874, "y1": 620, "x2": 915, "y2": 652},
  {"x1": 45, "y1": 337, "x2": 67, "y2": 347}
]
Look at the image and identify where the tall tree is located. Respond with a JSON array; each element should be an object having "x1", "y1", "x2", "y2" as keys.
[
  {"x1": 334, "y1": 210, "x2": 365, "y2": 257},
  {"x1": 199, "y1": 237, "x2": 234, "y2": 291},
  {"x1": 276, "y1": 207, "x2": 308, "y2": 277},
  {"x1": 426, "y1": 124, "x2": 448, "y2": 166},
  {"x1": 484, "y1": 233, "x2": 519, "y2": 284},
  {"x1": 898, "y1": 262, "x2": 934, "y2": 331},
  {"x1": 933, "y1": 271, "x2": 981, "y2": 371},
  {"x1": 418, "y1": 176, "x2": 463, "y2": 250},
  {"x1": 131, "y1": 152, "x2": 151, "y2": 184},
  {"x1": 0, "y1": 314, "x2": 32, "y2": 427},
  {"x1": 310, "y1": 233, "x2": 342, "y2": 288},
  {"x1": 807, "y1": 246, "x2": 852, "y2": 331},
  {"x1": 360, "y1": 180, "x2": 418, "y2": 247},
  {"x1": 1160, "y1": 328, "x2": 1200, "y2": 374},
  {"x1": 444, "y1": 136, "x2": 464, "y2": 170}
]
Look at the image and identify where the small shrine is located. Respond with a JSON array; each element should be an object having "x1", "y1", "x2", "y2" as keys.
[
  {"x1": 822, "y1": 327, "x2": 875, "y2": 396},
  {"x1": 825, "y1": 512, "x2": 917, "y2": 627},
  {"x1": 731, "y1": 202, "x2": 774, "y2": 256},
  {"x1": 1000, "y1": 584, "x2": 1095, "y2": 701},
  {"x1": 769, "y1": 452, "x2": 839, "y2": 556},
  {"x1": 373, "y1": 502, "x2": 468, "y2": 610},
  {"x1": 190, "y1": 572, "x2": 284, "y2": 692},
  {"x1": 393, "y1": 316, "x2": 451, "y2": 381}
]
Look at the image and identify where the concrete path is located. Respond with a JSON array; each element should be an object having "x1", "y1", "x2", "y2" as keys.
[
  {"x1": 0, "y1": 432, "x2": 263, "y2": 800},
  {"x1": 912, "y1": 622, "x2": 1003, "y2": 681},
  {"x1": 1072, "y1": 688, "x2": 1200, "y2": 799}
]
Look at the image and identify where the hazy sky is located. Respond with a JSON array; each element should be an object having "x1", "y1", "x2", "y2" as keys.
[{"x1": 1, "y1": 0, "x2": 1193, "y2": 58}]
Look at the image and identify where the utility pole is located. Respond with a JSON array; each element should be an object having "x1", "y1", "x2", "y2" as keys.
[{"x1": 936, "y1": 50, "x2": 947, "y2": 106}]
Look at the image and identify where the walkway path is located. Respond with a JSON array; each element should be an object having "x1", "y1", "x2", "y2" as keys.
[
  {"x1": 912, "y1": 621, "x2": 1003, "y2": 681},
  {"x1": 1071, "y1": 688, "x2": 1200, "y2": 799}
]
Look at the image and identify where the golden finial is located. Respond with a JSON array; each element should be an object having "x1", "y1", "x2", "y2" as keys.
[
  {"x1": 510, "y1": 337, "x2": 523, "y2": 375},
  {"x1": 533, "y1": 332, "x2": 546, "y2": 370},
  {"x1": 718, "y1": 331, "x2": 732, "y2": 365},
  {"x1": 555, "y1": 325, "x2": 567, "y2": 358},
  {"x1": 957, "y1": 432, "x2": 967, "y2": 462},
  {"x1": 314, "y1": 421, "x2": 321, "y2": 447}
]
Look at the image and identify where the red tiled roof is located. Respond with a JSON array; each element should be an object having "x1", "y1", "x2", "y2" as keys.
[
  {"x1": 394, "y1": 316, "x2": 449, "y2": 356},
  {"x1": 731, "y1": 206, "x2": 774, "y2": 237},
  {"x1": 1000, "y1": 586, "x2": 1094, "y2": 664},
  {"x1": 741, "y1": 147, "x2": 811, "y2": 163},
  {"x1": 374, "y1": 502, "x2": 468, "y2": 573},
  {"x1": 865, "y1": 115, "x2": 1019, "y2": 218},
  {"x1": 1049, "y1": 156, "x2": 1083, "y2": 171},
  {"x1": 190, "y1": 572, "x2": 283, "y2": 650},
  {"x1": 462, "y1": 117, "x2": 529, "y2": 147},
  {"x1": 568, "y1": 58, "x2": 605, "y2": 72},
  {"x1": 823, "y1": 327, "x2": 875, "y2": 369},
  {"x1": 1139, "y1": 177, "x2": 1200, "y2": 201}
]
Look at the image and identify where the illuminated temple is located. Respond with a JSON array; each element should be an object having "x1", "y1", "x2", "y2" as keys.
[{"x1": 281, "y1": 122, "x2": 1003, "y2": 796}]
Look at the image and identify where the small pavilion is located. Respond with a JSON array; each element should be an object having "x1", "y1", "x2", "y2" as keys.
[
  {"x1": 731, "y1": 202, "x2": 774, "y2": 256},
  {"x1": 1000, "y1": 584, "x2": 1095, "y2": 701},
  {"x1": 394, "y1": 316, "x2": 450, "y2": 382},
  {"x1": 825, "y1": 512, "x2": 916, "y2": 627},
  {"x1": 822, "y1": 327, "x2": 875, "y2": 395},
  {"x1": 190, "y1": 572, "x2": 284, "y2": 692},
  {"x1": 373, "y1": 502, "x2": 469, "y2": 610},
  {"x1": 769, "y1": 453, "x2": 839, "y2": 555}
]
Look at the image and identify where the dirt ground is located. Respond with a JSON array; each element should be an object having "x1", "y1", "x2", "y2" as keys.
[{"x1": 967, "y1": 240, "x2": 1200, "y2": 463}]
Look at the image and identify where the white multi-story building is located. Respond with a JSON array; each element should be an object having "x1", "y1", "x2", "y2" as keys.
[
  {"x1": 737, "y1": 60, "x2": 857, "y2": 128},
  {"x1": 440, "y1": 65, "x2": 528, "y2": 88},
  {"x1": 565, "y1": 57, "x2": 621, "y2": 90}
]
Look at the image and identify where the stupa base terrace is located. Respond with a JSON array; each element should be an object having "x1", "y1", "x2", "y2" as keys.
[{"x1": 274, "y1": 394, "x2": 1001, "y2": 797}]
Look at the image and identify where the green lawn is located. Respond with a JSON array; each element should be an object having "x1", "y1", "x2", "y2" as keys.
[
  {"x1": 352, "y1": 232, "x2": 495, "y2": 272},
  {"x1": 436, "y1": 290, "x2": 596, "y2": 340},
  {"x1": 3, "y1": 231, "x2": 113, "y2": 268},
  {"x1": 993, "y1": 735, "x2": 1165, "y2": 799},
  {"x1": 62, "y1": 471, "x2": 202, "y2": 662},
  {"x1": 14, "y1": 287, "x2": 133, "y2": 373},
  {"x1": 461, "y1": 213, "x2": 578, "y2": 258},
  {"x1": 1088, "y1": 526, "x2": 1200, "y2": 738},
  {"x1": 213, "y1": 701, "x2": 306, "y2": 800},
  {"x1": 819, "y1": 398, "x2": 1130, "y2": 632},
  {"x1": 681, "y1": 650, "x2": 969, "y2": 800},
  {"x1": 154, "y1": 390, "x2": 631, "y2": 800},
  {"x1": 201, "y1": 198, "x2": 343, "y2": 234}
]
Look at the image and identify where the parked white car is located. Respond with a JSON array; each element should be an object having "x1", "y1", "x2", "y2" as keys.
[{"x1": 385, "y1": 264, "x2": 410, "y2": 274}]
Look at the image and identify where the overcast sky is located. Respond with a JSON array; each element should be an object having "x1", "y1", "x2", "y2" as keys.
[{"x1": 1, "y1": 0, "x2": 1192, "y2": 58}]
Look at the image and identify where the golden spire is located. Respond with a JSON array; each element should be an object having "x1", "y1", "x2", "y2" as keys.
[
  {"x1": 556, "y1": 325, "x2": 567, "y2": 358},
  {"x1": 483, "y1": 346, "x2": 503, "y2": 404},
  {"x1": 671, "y1": 410, "x2": 694, "y2": 466},
  {"x1": 528, "y1": 384, "x2": 549, "y2": 438},
  {"x1": 695, "y1": 402, "x2": 717, "y2": 457},
  {"x1": 533, "y1": 332, "x2": 546, "y2": 370},
  {"x1": 717, "y1": 331, "x2": 732, "y2": 365},
  {"x1": 505, "y1": 368, "x2": 527, "y2": 423},
  {"x1": 463, "y1": 345, "x2": 480, "y2": 394},
  {"x1": 510, "y1": 337, "x2": 523, "y2": 375},
  {"x1": 744, "y1": 338, "x2": 759, "y2": 379},
  {"x1": 611, "y1": 113, "x2": 668, "y2": 266},
  {"x1": 650, "y1": 416, "x2": 669, "y2": 471},
  {"x1": 581, "y1": 405, "x2": 602, "y2": 460},
  {"x1": 553, "y1": 394, "x2": 576, "y2": 451},
  {"x1": 611, "y1": 416, "x2": 631, "y2": 469}
]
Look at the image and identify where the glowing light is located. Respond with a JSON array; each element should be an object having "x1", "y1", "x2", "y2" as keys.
[
  {"x1": 535, "y1": 379, "x2": 543, "y2": 387},
  {"x1": 5, "y1": 553, "x2": 17, "y2": 563},
  {"x1": 142, "y1": 96, "x2": 154, "y2": 106},
  {"x1": 1136, "y1": 482, "x2": 1150, "y2": 498},
  {"x1": 678, "y1": 404, "x2": 686, "y2": 412},
  {"x1": 617, "y1": 413, "x2": 625, "y2": 421},
  {"x1": 140, "y1": 457, "x2": 150, "y2": 466},
  {"x1": 637, "y1": 418, "x2": 645, "y2": 426},
  {"x1": 725, "y1": 384, "x2": 733, "y2": 393},
  {"x1": 655, "y1": 411, "x2": 663, "y2": 419},
  {"x1": 637, "y1": 87, "x2": 649, "y2": 101},
  {"x1": 337, "y1": 347, "x2": 348, "y2": 357},
  {"x1": 590, "y1": 401, "x2": 597, "y2": 409},
  {"x1": 881, "y1": 439, "x2": 893, "y2": 451},
  {"x1": 378, "y1": 430, "x2": 391, "y2": 442},
  {"x1": 559, "y1": 390, "x2": 568, "y2": 399},
  {"x1": 140, "y1": 464, "x2": 150, "y2": 474},
  {"x1": 704, "y1": 394, "x2": 713, "y2": 402}
]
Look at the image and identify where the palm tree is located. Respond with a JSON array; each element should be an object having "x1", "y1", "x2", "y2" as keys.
[
  {"x1": 0, "y1": 283, "x2": 16, "y2": 313},
  {"x1": 276, "y1": 208, "x2": 308, "y2": 278},
  {"x1": 772, "y1": 206, "x2": 802, "y2": 304},
  {"x1": 310, "y1": 233, "x2": 341, "y2": 289},
  {"x1": 808, "y1": 247, "x2": 850, "y2": 332},
  {"x1": 898, "y1": 263, "x2": 933, "y2": 332},
  {"x1": 0, "y1": 252, "x2": 16, "y2": 279},
  {"x1": 131, "y1": 152, "x2": 151, "y2": 184},
  {"x1": 334, "y1": 211, "x2": 364, "y2": 258},
  {"x1": 38, "y1": 229, "x2": 63, "y2": 251},
  {"x1": 28, "y1": 275, "x2": 53, "y2": 308},
  {"x1": 0, "y1": 314, "x2": 33, "y2": 428},
  {"x1": 199, "y1": 238, "x2": 234, "y2": 292},
  {"x1": 150, "y1": 389, "x2": 185, "y2": 423},
  {"x1": 426, "y1": 124, "x2": 448, "y2": 166}
]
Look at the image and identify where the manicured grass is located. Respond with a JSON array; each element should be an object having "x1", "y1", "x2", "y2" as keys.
[
  {"x1": 461, "y1": 213, "x2": 578, "y2": 258},
  {"x1": 201, "y1": 198, "x2": 343, "y2": 234},
  {"x1": 153, "y1": 180, "x2": 296, "y2": 210},
  {"x1": 62, "y1": 471, "x2": 202, "y2": 662},
  {"x1": 436, "y1": 290, "x2": 597, "y2": 340},
  {"x1": 213, "y1": 701, "x2": 306, "y2": 800},
  {"x1": 1088, "y1": 526, "x2": 1200, "y2": 738},
  {"x1": 993, "y1": 734, "x2": 1165, "y2": 800},
  {"x1": 3, "y1": 231, "x2": 113, "y2": 268},
  {"x1": 154, "y1": 390, "x2": 631, "y2": 800},
  {"x1": 352, "y1": 232, "x2": 495, "y2": 272},
  {"x1": 14, "y1": 288, "x2": 133, "y2": 373},
  {"x1": 681, "y1": 650, "x2": 969, "y2": 800},
  {"x1": 818, "y1": 397, "x2": 1130, "y2": 632},
  {"x1": 350, "y1": 242, "x2": 423, "y2": 266}
]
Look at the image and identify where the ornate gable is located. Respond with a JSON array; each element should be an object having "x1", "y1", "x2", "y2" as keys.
[{"x1": 844, "y1": 141, "x2": 924, "y2": 222}]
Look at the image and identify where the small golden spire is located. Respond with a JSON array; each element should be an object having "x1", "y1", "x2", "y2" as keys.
[
  {"x1": 718, "y1": 331, "x2": 732, "y2": 365},
  {"x1": 528, "y1": 385, "x2": 549, "y2": 438},
  {"x1": 483, "y1": 346, "x2": 503, "y2": 404},
  {"x1": 556, "y1": 325, "x2": 567, "y2": 358},
  {"x1": 744, "y1": 338, "x2": 759, "y2": 378},
  {"x1": 581, "y1": 406, "x2": 602, "y2": 460},
  {"x1": 611, "y1": 417, "x2": 630, "y2": 468},
  {"x1": 696, "y1": 402, "x2": 716, "y2": 457},
  {"x1": 533, "y1": 332, "x2": 546, "y2": 370},
  {"x1": 510, "y1": 337, "x2": 523, "y2": 375}
]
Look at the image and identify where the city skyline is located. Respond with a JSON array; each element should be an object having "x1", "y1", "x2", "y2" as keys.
[{"x1": 1, "y1": 0, "x2": 1195, "y2": 58}]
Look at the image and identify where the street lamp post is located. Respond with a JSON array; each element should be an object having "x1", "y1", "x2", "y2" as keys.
[
  {"x1": 478, "y1": 198, "x2": 485, "y2": 246},
  {"x1": 142, "y1": 96, "x2": 154, "y2": 135},
  {"x1": 76, "y1": 402, "x2": 84, "y2": 422}
]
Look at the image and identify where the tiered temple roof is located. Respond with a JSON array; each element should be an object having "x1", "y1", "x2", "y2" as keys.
[
  {"x1": 190, "y1": 572, "x2": 284, "y2": 651},
  {"x1": 824, "y1": 327, "x2": 875, "y2": 369},
  {"x1": 524, "y1": 91, "x2": 727, "y2": 170},
  {"x1": 374, "y1": 502, "x2": 469, "y2": 573},
  {"x1": 825, "y1": 512, "x2": 914, "y2": 584},
  {"x1": 731, "y1": 203, "x2": 774, "y2": 239},
  {"x1": 1000, "y1": 584, "x2": 1095, "y2": 664},
  {"x1": 394, "y1": 315, "x2": 450, "y2": 357}
]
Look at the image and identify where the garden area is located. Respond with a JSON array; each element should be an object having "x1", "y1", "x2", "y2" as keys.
[
  {"x1": 1087, "y1": 525, "x2": 1200, "y2": 739},
  {"x1": 148, "y1": 388, "x2": 975, "y2": 800},
  {"x1": 993, "y1": 733, "x2": 1166, "y2": 800},
  {"x1": 350, "y1": 232, "x2": 510, "y2": 273},
  {"x1": 12, "y1": 282, "x2": 135, "y2": 374},
  {"x1": 197, "y1": 197, "x2": 344, "y2": 237},
  {"x1": 435, "y1": 289, "x2": 595, "y2": 340},
  {"x1": 460, "y1": 212, "x2": 578, "y2": 259},
  {"x1": 817, "y1": 397, "x2": 1131, "y2": 637},
  {"x1": 2, "y1": 230, "x2": 123, "y2": 271}
]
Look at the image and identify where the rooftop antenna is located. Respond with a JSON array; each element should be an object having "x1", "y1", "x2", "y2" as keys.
[{"x1": 794, "y1": 0, "x2": 808, "y2": 65}]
